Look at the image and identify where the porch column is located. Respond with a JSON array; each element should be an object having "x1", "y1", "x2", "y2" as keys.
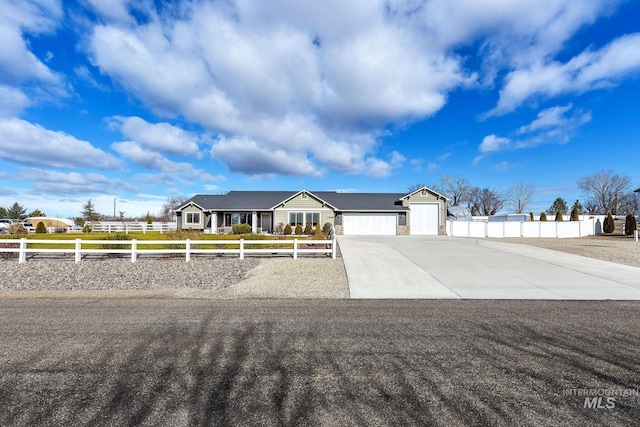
[
  {"x1": 211, "y1": 212, "x2": 217, "y2": 234},
  {"x1": 252, "y1": 212, "x2": 258, "y2": 233}
]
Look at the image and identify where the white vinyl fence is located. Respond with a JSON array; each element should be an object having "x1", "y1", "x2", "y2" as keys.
[
  {"x1": 1, "y1": 238, "x2": 337, "y2": 263},
  {"x1": 84, "y1": 221, "x2": 177, "y2": 234},
  {"x1": 446, "y1": 218, "x2": 597, "y2": 238}
]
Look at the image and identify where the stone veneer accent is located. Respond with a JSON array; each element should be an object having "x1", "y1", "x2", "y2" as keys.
[
  {"x1": 396, "y1": 225, "x2": 409, "y2": 235},
  {"x1": 334, "y1": 225, "x2": 344, "y2": 235}
]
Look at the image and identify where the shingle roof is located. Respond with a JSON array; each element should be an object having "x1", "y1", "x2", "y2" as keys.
[
  {"x1": 180, "y1": 190, "x2": 409, "y2": 212},
  {"x1": 184, "y1": 191, "x2": 295, "y2": 210},
  {"x1": 314, "y1": 192, "x2": 408, "y2": 211}
]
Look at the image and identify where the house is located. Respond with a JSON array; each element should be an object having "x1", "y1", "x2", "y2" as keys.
[
  {"x1": 174, "y1": 187, "x2": 448, "y2": 235},
  {"x1": 635, "y1": 188, "x2": 640, "y2": 215}
]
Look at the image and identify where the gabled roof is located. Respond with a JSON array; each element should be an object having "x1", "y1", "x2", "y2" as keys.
[
  {"x1": 181, "y1": 191, "x2": 295, "y2": 211},
  {"x1": 271, "y1": 190, "x2": 338, "y2": 210},
  {"x1": 400, "y1": 186, "x2": 449, "y2": 201},
  {"x1": 634, "y1": 188, "x2": 640, "y2": 193}
]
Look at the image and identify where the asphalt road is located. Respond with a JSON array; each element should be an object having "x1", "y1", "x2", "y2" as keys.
[{"x1": 1, "y1": 299, "x2": 639, "y2": 426}]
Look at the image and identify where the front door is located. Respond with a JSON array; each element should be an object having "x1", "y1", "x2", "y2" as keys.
[{"x1": 261, "y1": 213, "x2": 272, "y2": 233}]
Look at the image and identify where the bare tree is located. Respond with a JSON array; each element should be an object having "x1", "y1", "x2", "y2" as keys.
[
  {"x1": 434, "y1": 175, "x2": 472, "y2": 206},
  {"x1": 161, "y1": 196, "x2": 189, "y2": 221},
  {"x1": 577, "y1": 170, "x2": 632, "y2": 214},
  {"x1": 468, "y1": 187, "x2": 503, "y2": 216},
  {"x1": 504, "y1": 183, "x2": 535, "y2": 213},
  {"x1": 407, "y1": 183, "x2": 428, "y2": 193}
]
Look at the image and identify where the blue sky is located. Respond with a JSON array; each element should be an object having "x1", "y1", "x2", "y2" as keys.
[{"x1": 1, "y1": 0, "x2": 640, "y2": 219}]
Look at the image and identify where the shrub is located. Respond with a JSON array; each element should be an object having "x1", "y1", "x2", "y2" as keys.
[
  {"x1": 304, "y1": 223, "x2": 313, "y2": 235},
  {"x1": 0, "y1": 242, "x2": 19, "y2": 260},
  {"x1": 232, "y1": 223, "x2": 252, "y2": 234},
  {"x1": 570, "y1": 205, "x2": 580, "y2": 221},
  {"x1": 625, "y1": 214, "x2": 637, "y2": 235},
  {"x1": 36, "y1": 221, "x2": 47, "y2": 234},
  {"x1": 82, "y1": 225, "x2": 92, "y2": 233},
  {"x1": 529, "y1": 212, "x2": 534, "y2": 221},
  {"x1": 603, "y1": 212, "x2": 615, "y2": 234},
  {"x1": 275, "y1": 223, "x2": 285, "y2": 234},
  {"x1": 555, "y1": 212, "x2": 563, "y2": 222},
  {"x1": 284, "y1": 224, "x2": 292, "y2": 235},
  {"x1": 165, "y1": 229, "x2": 201, "y2": 250},
  {"x1": 540, "y1": 212, "x2": 547, "y2": 221},
  {"x1": 313, "y1": 225, "x2": 325, "y2": 240},
  {"x1": 7, "y1": 223, "x2": 27, "y2": 235},
  {"x1": 101, "y1": 234, "x2": 130, "y2": 257},
  {"x1": 294, "y1": 224, "x2": 303, "y2": 235},
  {"x1": 322, "y1": 222, "x2": 333, "y2": 235}
]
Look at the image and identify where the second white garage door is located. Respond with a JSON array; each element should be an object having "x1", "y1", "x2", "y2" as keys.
[
  {"x1": 410, "y1": 204, "x2": 439, "y2": 235},
  {"x1": 343, "y1": 214, "x2": 397, "y2": 235}
]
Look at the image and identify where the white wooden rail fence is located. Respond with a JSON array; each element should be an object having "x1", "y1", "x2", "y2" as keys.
[{"x1": 2, "y1": 238, "x2": 337, "y2": 263}]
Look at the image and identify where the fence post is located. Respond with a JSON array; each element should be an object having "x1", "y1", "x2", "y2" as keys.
[
  {"x1": 142, "y1": 223, "x2": 146, "y2": 235},
  {"x1": 293, "y1": 239, "x2": 298, "y2": 260},
  {"x1": 18, "y1": 238, "x2": 27, "y2": 263},
  {"x1": 75, "y1": 239, "x2": 81, "y2": 263},
  {"x1": 185, "y1": 239, "x2": 191, "y2": 262},
  {"x1": 239, "y1": 238, "x2": 244, "y2": 260},
  {"x1": 635, "y1": 230, "x2": 638, "y2": 243},
  {"x1": 331, "y1": 238, "x2": 336, "y2": 260},
  {"x1": 131, "y1": 239, "x2": 137, "y2": 263}
]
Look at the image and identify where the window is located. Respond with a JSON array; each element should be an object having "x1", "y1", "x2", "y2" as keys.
[
  {"x1": 289, "y1": 212, "x2": 303, "y2": 226},
  {"x1": 224, "y1": 213, "x2": 252, "y2": 226},
  {"x1": 305, "y1": 212, "x2": 320, "y2": 227},
  {"x1": 289, "y1": 212, "x2": 319, "y2": 227},
  {"x1": 186, "y1": 212, "x2": 200, "y2": 224}
]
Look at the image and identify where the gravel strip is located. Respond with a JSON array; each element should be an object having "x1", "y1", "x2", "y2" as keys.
[
  {"x1": 0, "y1": 253, "x2": 350, "y2": 298},
  {"x1": 487, "y1": 234, "x2": 640, "y2": 267},
  {"x1": 0, "y1": 256, "x2": 259, "y2": 291}
]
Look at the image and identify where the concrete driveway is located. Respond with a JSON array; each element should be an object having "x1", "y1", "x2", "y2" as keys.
[{"x1": 337, "y1": 235, "x2": 640, "y2": 299}]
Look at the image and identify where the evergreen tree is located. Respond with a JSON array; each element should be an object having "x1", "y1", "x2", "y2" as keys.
[
  {"x1": 82, "y1": 199, "x2": 102, "y2": 222},
  {"x1": 555, "y1": 211, "x2": 564, "y2": 222},
  {"x1": 603, "y1": 212, "x2": 615, "y2": 233},
  {"x1": 0, "y1": 207, "x2": 6, "y2": 218},
  {"x1": 540, "y1": 212, "x2": 547, "y2": 221},
  {"x1": 529, "y1": 212, "x2": 534, "y2": 221},
  {"x1": 36, "y1": 222, "x2": 47, "y2": 234},
  {"x1": 6, "y1": 202, "x2": 27, "y2": 220},
  {"x1": 28, "y1": 209, "x2": 46, "y2": 217},
  {"x1": 547, "y1": 197, "x2": 568, "y2": 215},
  {"x1": 570, "y1": 200, "x2": 581, "y2": 221},
  {"x1": 625, "y1": 214, "x2": 637, "y2": 235}
]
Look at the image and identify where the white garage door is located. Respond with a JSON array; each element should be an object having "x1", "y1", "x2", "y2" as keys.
[
  {"x1": 343, "y1": 214, "x2": 397, "y2": 235},
  {"x1": 411, "y1": 204, "x2": 439, "y2": 235}
]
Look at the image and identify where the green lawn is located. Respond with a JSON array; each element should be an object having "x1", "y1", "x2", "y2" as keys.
[{"x1": 0, "y1": 231, "x2": 323, "y2": 250}]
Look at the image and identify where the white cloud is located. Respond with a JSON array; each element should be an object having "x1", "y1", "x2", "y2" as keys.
[
  {"x1": 479, "y1": 103, "x2": 592, "y2": 156},
  {"x1": 210, "y1": 137, "x2": 320, "y2": 177},
  {"x1": 0, "y1": 85, "x2": 30, "y2": 117},
  {"x1": 515, "y1": 104, "x2": 591, "y2": 145},
  {"x1": 21, "y1": 168, "x2": 136, "y2": 195},
  {"x1": 86, "y1": 1, "x2": 475, "y2": 177},
  {"x1": 109, "y1": 116, "x2": 201, "y2": 157},
  {"x1": 0, "y1": 0, "x2": 65, "y2": 93},
  {"x1": 479, "y1": 134, "x2": 512, "y2": 153},
  {"x1": 111, "y1": 140, "x2": 222, "y2": 184},
  {"x1": 0, "y1": 118, "x2": 124, "y2": 169},
  {"x1": 487, "y1": 32, "x2": 640, "y2": 116}
]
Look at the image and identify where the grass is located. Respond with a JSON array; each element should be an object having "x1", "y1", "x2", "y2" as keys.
[{"x1": 0, "y1": 231, "x2": 321, "y2": 250}]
